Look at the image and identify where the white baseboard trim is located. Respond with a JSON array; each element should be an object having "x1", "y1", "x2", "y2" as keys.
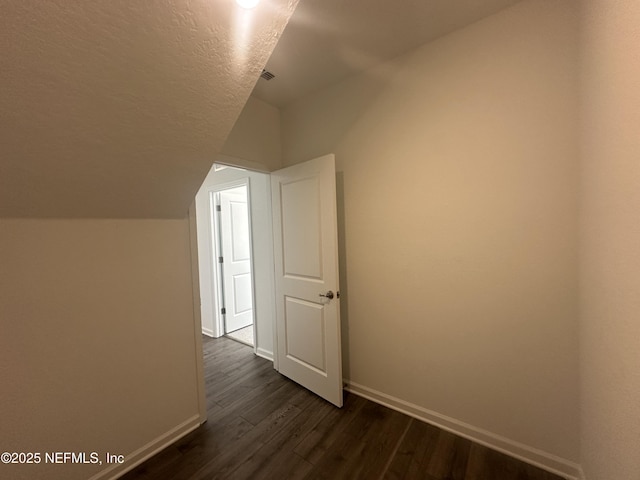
[
  {"x1": 345, "y1": 381, "x2": 581, "y2": 480},
  {"x1": 88, "y1": 414, "x2": 202, "y2": 480},
  {"x1": 256, "y1": 347, "x2": 273, "y2": 362},
  {"x1": 202, "y1": 327, "x2": 215, "y2": 337}
]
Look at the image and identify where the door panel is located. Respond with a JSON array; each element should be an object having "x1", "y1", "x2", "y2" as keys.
[
  {"x1": 284, "y1": 296, "x2": 326, "y2": 372},
  {"x1": 233, "y1": 273, "x2": 253, "y2": 314},
  {"x1": 271, "y1": 154, "x2": 343, "y2": 407},
  {"x1": 230, "y1": 200, "x2": 250, "y2": 261},
  {"x1": 281, "y1": 177, "x2": 322, "y2": 279}
]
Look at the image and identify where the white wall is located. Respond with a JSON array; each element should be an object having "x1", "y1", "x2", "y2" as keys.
[
  {"x1": 281, "y1": 0, "x2": 580, "y2": 475},
  {"x1": 195, "y1": 164, "x2": 276, "y2": 360},
  {"x1": 221, "y1": 96, "x2": 283, "y2": 172},
  {"x1": 579, "y1": 0, "x2": 640, "y2": 478},
  {"x1": 0, "y1": 219, "x2": 202, "y2": 480}
]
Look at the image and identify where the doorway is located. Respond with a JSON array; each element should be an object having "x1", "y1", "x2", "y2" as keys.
[
  {"x1": 194, "y1": 161, "x2": 277, "y2": 361},
  {"x1": 194, "y1": 155, "x2": 343, "y2": 408}
]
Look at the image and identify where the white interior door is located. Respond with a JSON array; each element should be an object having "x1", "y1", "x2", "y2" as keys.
[
  {"x1": 219, "y1": 186, "x2": 254, "y2": 333},
  {"x1": 271, "y1": 154, "x2": 343, "y2": 407}
]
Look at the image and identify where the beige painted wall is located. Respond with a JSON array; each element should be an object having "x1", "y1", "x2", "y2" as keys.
[
  {"x1": 221, "y1": 96, "x2": 283, "y2": 172},
  {"x1": 0, "y1": 219, "x2": 201, "y2": 480},
  {"x1": 282, "y1": 0, "x2": 580, "y2": 466},
  {"x1": 579, "y1": 0, "x2": 640, "y2": 478}
]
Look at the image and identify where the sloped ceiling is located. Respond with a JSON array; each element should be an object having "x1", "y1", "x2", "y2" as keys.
[
  {"x1": 0, "y1": 0, "x2": 297, "y2": 218},
  {"x1": 252, "y1": 0, "x2": 522, "y2": 107}
]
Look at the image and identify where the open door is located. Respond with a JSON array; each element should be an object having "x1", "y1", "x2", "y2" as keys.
[
  {"x1": 219, "y1": 186, "x2": 254, "y2": 334},
  {"x1": 271, "y1": 154, "x2": 343, "y2": 407}
]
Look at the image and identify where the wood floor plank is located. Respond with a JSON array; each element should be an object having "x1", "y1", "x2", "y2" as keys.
[
  {"x1": 465, "y1": 442, "x2": 491, "y2": 480},
  {"x1": 303, "y1": 402, "x2": 412, "y2": 480},
  {"x1": 302, "y1": 429, "x2": 367, "y2": 480},
  {"x1": 401, "y1": 419, "x2": 441, "y2": 479},
  {"x1": 235, "y1": 452, "x2": 314, "y2": 480},
  {"x1": 228, "y1": 392, "x2": 332, "y2": 480},
  {"x1": 426, "y1": 429, "x2": 471, "y2": 479},
  {"x1": 205, "y1": 375, "x2": 289, "y2": 427},
  {"x1": 465, "y1": 442, "x2": 526, "y2": 480},
  {"x1": 518, "y1": 459, "x2": 565, "y2": 480},
  {"x1": 209, "y1": 362, "x2": 276, "y2": 407},
  {"x1": 122, "y1": 336, "x2": 568, "y2": 480},
  {"x1": 239, "y1": 378, "x2": 302, "y2": 425},
  {"x1": 383, "y1": 418, "x2": 431, "y2": 480},
  {"x1": 206, "y1": 359, "x2": 272, "y2": 403},
  {"x1": 192, "y1": 402, "x2": 304, "y2": 480},
  {"x1": 293, "y1": 393, "x2": 367, "y2": 464},
  {"x1": 353, "y1": 406, "x2": 412, "y2": 479},
  {"x1": 121, "y1": 445, "x2": 182, "y2": 480}
]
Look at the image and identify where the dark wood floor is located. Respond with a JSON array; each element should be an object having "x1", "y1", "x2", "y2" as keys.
[{"x1": 121, "y1": 336, "x2": 565, "y2": 480}]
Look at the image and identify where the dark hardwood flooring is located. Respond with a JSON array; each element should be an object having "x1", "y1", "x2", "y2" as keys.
[{"x1": 121, "y1": 336, "x2": 565, "y2": 480}]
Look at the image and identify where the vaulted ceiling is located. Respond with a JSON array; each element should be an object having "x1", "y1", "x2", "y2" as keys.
[
  {"x1": 252, "y1": 0, "x2": 522, "y2": 107},
  {"x1": 0, "y1": 0, "x2": 523, "y2": 218},
  {"x1": 0, "y1": 0, "x2": 297, "y2": 218}
]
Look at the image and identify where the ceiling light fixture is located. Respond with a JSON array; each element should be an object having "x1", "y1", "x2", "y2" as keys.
[{"x1": 235, "y1": 0, "x2": 259, "y2": 9}]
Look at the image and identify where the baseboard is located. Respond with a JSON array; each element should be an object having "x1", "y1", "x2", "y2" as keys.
[
  {"x1": 88, "y1": 414, "x2": 202, "y2": 480},
  {"x1": 345, "y1": 381, "x2": 581, "y2": 480},
  {"x1": 256, "y1": 347, "x2": 273, "y2": 361},
  {"x1": 202, "y1": 327, "x2": 215, "y2": 337}
]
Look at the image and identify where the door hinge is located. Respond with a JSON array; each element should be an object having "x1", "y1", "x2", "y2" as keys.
[
  {"x1": 221, "y1": 307, "x2": 226, "y2": 315},
  {"x1": 218, "y1": 256, "x2": 224, "y2": 263},
  {"x1": 216, "y1": 204, "x2": 221, "y2": 212}
]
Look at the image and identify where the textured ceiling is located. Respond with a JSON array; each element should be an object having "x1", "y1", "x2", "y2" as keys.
[
  {"x1": 0, "y1": 0, "x2": 298, "y2": 218},
  {"x1": 252, "y1": 0, "x2": 522, "y2": 107}
]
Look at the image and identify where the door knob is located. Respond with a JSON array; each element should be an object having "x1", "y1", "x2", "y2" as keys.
[{"x1": 319, "y1": 290, "x2": 334, "y2": 300}]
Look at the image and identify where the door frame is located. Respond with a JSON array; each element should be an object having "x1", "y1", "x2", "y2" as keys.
[{"x1": 191, "y1": 155, "x2": 343, "y2": 422}]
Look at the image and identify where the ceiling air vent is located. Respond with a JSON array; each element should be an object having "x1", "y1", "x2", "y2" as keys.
[{"x1": 260, "y1": 69, "x2": 275, "y2": 81}]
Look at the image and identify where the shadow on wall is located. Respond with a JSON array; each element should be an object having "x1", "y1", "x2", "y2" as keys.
[
  {"x1": 282, "y1": 64, "x2": 396, "y2": 166},
  {"x1": 336, "y1": 171, "x2": 351, "y2": 382}
]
